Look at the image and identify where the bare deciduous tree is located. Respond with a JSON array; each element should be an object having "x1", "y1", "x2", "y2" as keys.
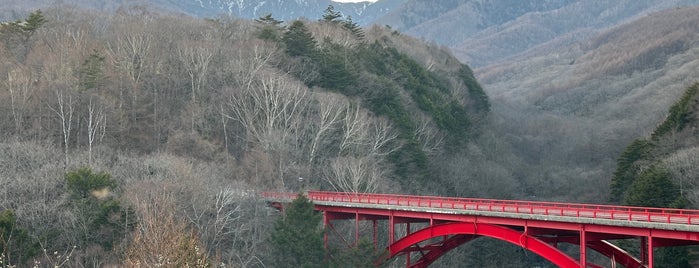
[
  {"x1": 367, "y1": 116, "x2": 401, "y2": 157},
  {"x1": 105, "y1": 15, "x2": 153, "y2": 122},
  {"x1": 231, "y1": 41, "x2": 278, "y2": 93},
  {"x1": 48, "y1": 87, "x2": 75, "y2": 169},
  {"x1": 86, "y1": 96, "x2": 106, "y2": 165},
  {"x1": 124, "y1": 182, "x2": 210, "y2": 267},
  {"x1": 307, "y1": 92, "x2": 348, "y2": 165},
  {"x1": 177, "y1": 37, "x2": 214, "y2": 103},
  {"x1": 663, "y1": 146, "x2": 699, "y2": 206},
  {"x1": 226, "y1": 72, "x2": 308, "y2": 151},
  {"x1": 339, "y1": 104, "x2": 370, "y2": 155},
  {"x1": 226, "y1": 72, "x2": 308, "y2": 188},
  {"x1": 106, "y1": 21, "x2": 151, "y2": 86},
  {"x1": 414, "y1": 113, "x2": 444, "y2": 156},
  {"x1": 187, "y1": 187, "x2": 241, "y2": 257},
  {"x1": 325, "y1": 156, "x2": 384, "y2": 193},
  {"x1": 339, "y1": 105, "x2": 400, "y2": 158},
  {"x1": 5, "y1": 66, "x2": 34, "y2": 135}
]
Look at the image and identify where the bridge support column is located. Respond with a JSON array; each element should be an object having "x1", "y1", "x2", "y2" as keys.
[
  {"x1": 389, "y1": 213, "x2": 395, "y2": 245},
  {"x1": 406, "y1": 222, "x2": 411, "y2": 267},
  {"x1": 640, "y1": 236, "x2": 654, "y2": 268},
  {"x1": 580, "y1": 227, "x2": 587, "y2": 268},
  {"x1": 647, "y1": 237, "x2": 653, "y2": 268},
  {"x1": 640, "y1": 237, "x2": 646, "y2": 265},
  {"x1": 373, "y1": 220, "x2": 378, "y2": 254},
  {"x1": 323, "y1": 212, "x2": 329, "y2": 249},
  {"x1": 355, "y1": 212, "x2": 359, "y2": 246}
]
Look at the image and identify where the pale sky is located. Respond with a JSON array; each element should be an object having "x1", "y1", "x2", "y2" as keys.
[{"x1": 332, "y1": 0, "x2": 378, "y2": 2}]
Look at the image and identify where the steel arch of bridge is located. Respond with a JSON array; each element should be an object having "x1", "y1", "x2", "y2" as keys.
[
  {"x1": 264, "y1": 191, "x2": 699, "y2": 267},
  {"x1": 380, "y1": 222, "x2": 646, "y2": 268},
  {"x1": 386, "y1": 222, "x2": 579, "y2": 267}
]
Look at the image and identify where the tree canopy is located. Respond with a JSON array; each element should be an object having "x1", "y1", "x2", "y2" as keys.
[
  {"x1": 283, "y1": 20, "x2": 317, "y2": 57},
  {"x1": 322, "y1": 5, "x2": 342, "y2": 23},
  {"x1": 269, "y1": 194, "x2": 326, "y2": 267}
]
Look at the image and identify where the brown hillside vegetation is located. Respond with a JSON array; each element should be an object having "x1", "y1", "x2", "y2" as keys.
[
  {"x1": 464, "y1": 6, "x2": 699, "y2": 204},
  {"x1": 429, "y1": 0, "x2": 697, "y2": 67},
  {"x1": 0, "y1": 6, "x2": 492, "y2": 267},
  {"x1": 479, "y1": 6, "x2": 699, "y2": 121},
  {"x1": 578, "y1": 7, "x2": 699, "y2": 79}
]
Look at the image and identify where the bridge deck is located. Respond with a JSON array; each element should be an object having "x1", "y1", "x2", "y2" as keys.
[
  {"x1": 264, "y1": 191, "x2": 699, "y2": 234},
  {"x1": 264, "y1": 191, "x2": 699, "y2": 267}
]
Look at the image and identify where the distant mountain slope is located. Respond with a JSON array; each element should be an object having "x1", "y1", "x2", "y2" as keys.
[
  {"x1": 376, "y1": 0, "x2": 575, "y2": 48},
  {"x1": 479, "y1": 6, "x2": 699, "y2": 123},
  {"x1": 461, "y1": 6, "x2": 699, "y2": 203},
  {"x1": 460, "y1": 0, "x2": 699, "y2": 67},
  {"x1": 375, "y1": 0, "x2": 699, "y2": 67},
  {"x1": 0, "y1": 0, "x2": 406, "y2": 25}
]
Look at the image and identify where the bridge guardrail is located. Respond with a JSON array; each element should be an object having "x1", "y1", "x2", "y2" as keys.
[{"x1": 262, "y1": 191, "x2": 699, "y2": 225}]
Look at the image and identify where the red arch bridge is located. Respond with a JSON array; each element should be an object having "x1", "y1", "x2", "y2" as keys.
[{"x1": 262, "y1": 191, "x2": 699, "y2": 268}]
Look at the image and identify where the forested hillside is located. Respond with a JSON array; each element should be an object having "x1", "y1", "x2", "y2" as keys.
[
  {"x1": 376, "y1": 0, "x2": 699, "y2": 67},
  {"x1": 5, "y1": 2, "x2": 699, "y2": 267},
  {"x1": 608, "y1": 83, "x2": 699, "y2": 267},
  {"x1": 0, "y1": 7, "x2": 488, "y2": 267},
  {"x1": 611, "y1": 83, "x2": 699, "y2": 208},
  {"x1": 465, "y1": 6, "x2": 699, "y2": 203}
]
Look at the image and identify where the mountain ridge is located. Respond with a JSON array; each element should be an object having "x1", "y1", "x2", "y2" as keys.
[
  {"x1": 373, "y1": 0, "x2": 699, "y2": 67},
  {"x1": 0, "y1": 0, "x2": 407, "y2": 25}
]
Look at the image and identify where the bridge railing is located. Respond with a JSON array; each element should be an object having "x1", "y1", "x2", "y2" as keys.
[{"x1": 262, "y1": 191, "x2": 699, "y2": 225}]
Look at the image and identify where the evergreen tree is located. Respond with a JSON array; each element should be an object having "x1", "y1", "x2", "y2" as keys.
[
  {"x1": 21, "y1": 10, "x2": 47, "y2": 33},
  {"x1": 624, "y1": 165, "x2": 684, "y2": 208},
  {"x1": 341, "y1": 16, "x2": 365, "y2": 39},
  {"x1": 5, "y1": 9, "x2": 47, "y2": 36},
  {"x1": 322, "y1": 5, "x2": 342, "y2": 23},
  {"x1": 283, "y1": 21, "x2": 317, "y2": 57},
  {"x1": 80, "y1": 50, "x2": 105, "y2": 91},
  {"x1": 459, "y1": 65, "x2": 490, "y2": 114},
  {"x1": 255, "y1": 13, "x2": 283, "y2": 25},
  {"x1": 330, "y1": 238, "x2": 378, "y2": 268},
  {"x1": 2, "y1": 10, "x2": 47, "y2": 60},
  {"x1": 652, "y1": 83, "x2": 699, "y2": 139},
  {"x1": 255, "y1": 14, "x2": 284, "y2": 41},
  {"x1": 316, "y1": 44, "x2": 357, "y2": 90},
  {"x1": 65, "y1": 167, "x2": 131, "y2": 250},
  {"x1": 0, "y1": 210, "x2": 39, "y2": 266},
  {"x1": 655, "y1": 246, "x2": 692, "y2": 268},
  {"x1": 610, "y1": 139, "x2": 653, "y2": 202},
  {"x1": 270, "y1": 194, "x2": 326, "y2": 268},
  {"x1": 66, "y1": 167, "x2": 116, "y2": 199}
]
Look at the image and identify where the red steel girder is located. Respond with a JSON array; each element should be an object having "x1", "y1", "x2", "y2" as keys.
[
  {"x1": 539, "y1": 236, "x2": 643, "y2": 268},
  {"x1": 265, "y1": 191, "x2": 699, "y2": 267},
  {"x1": 407, "y1": 234, "x2": 477, "y2": 268},
  {"x1": 381, "y1": 222, "x2": 580, "y2": 268}
]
